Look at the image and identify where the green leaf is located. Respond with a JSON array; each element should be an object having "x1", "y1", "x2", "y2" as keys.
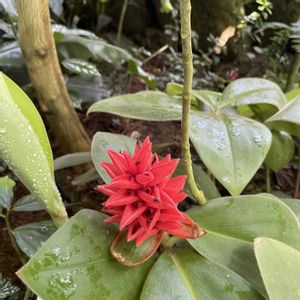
[
  {"x1": 264, "y1": 130, "x2": 294, "y2": 171},
  {"x1": 52, "y1": 25, "x2": 98, "y2": 40},
  {"x1": 13, "y1": 220, "x2": 56, "y2": 258},
  {"x1": 49, "y1": 0, "x2": 63, "y2": 17},
  {"x1": 140, "y1": 250, "x2": 263, "y2": 300},
  {"x1": 0, "y1": 176, "x2": 15, "y2": 210},
  {"x1": 67, "y1": 75, "x2": 104, "y2": 109},
  {"x1": 190, "y1": 111, "x2": 272, "y2": 195},
  {"x1": 91, "y1": 132, "x2": 136, "y2": 183},
  {"x1": 88, "y1": 91, "x2": 183, "y2": 121},
  {"x1": 266, "y1": 95, "x2": 300, "y2": 126},
  {"x1": 221, "y1": 78, "x2": 287, "y2": 109},
  {"x1": 0, "y1": 72, "x2": 65, "y2": 222},
  {"x1": 0, "y1": 41, "x2": 23, "y2": 67},
  {"x1": 54, "y1": 152, "x2": 91, "y2": 171},
  {"x1": 62, "y1": 59, "x2": 100, "y2": 77},
  {"x1": 0, "y1": 72, "x2": 53, "y2": 174},
  {"x1": 13, "y1": 195, "x2": 44, "y2": 212},
  {"x1": 173, "y1": 161, "x2": 221, "y2": 200},
  {"x1": 280, "y1": 198, "x2": 300, "y2": 221},
  {"x1": 188, "y1": 194, "x2": 300, "y2": 295},
  {"x1": 285, "y1": 88, "x2": 300, "y2": 101},
  {"x1": 254, "y1": 238, "x2": 300, "y2": 300},
  {"x1": 166, "y1": 82, "x2": 220, "y2": 108},
  {"x1": 57, "y1": 36, "x2": 133, "y2": 64},
  {"x1": 17, "y1": 209, "x2": 155, "y2": 300},
  {"x1": 71, "y1": 168, "x2": 99, "y2": 186}
]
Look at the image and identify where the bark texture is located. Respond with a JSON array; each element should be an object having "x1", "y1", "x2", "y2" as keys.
[{"x1": 17, "y1": 0, "x2": 91, "y2": 154}]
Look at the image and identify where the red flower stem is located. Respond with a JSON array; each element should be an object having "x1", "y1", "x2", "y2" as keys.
[{"x1": 180, "y1": 0, "x2": 207, "y2": 205}]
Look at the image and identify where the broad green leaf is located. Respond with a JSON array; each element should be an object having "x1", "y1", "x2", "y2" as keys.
[
  {"x1": 13, "y1": 220, "x2": 56, "y2": 258},
  {"x1": 0, "y1": 0, "x2": 18, "y2": 18},
  {"x1": 0, "y1": 41, "x2": 23, "y2": 67},
  {"x1": 67, "y1": 75, "x2": 104, "y2": 109},
  {"x1": 188, "y1": 194, "x2": 300, "y2": 295},
  {"x1": 127, "y1": 60, "x2": 156, "y2": 90},
  {"x1": 264, "y1": 130, "x2": 294, "y2": 171},
  {"x1": 71, "y1": 168, "x2": 99, "y2": 186},
  {"x1": 0, "y1": 176, "x2": 15, "y2": 209},
  {"x1": 52, "y1": 25, "x2": 98, "y2": 39},
  {"x1": 140, "y1": 250, "x2": 263, "y2": 300},
  {"x1": 266, "y1": 95, "x2": 300, "y2": 125},
  {"x1": 173, "y1": 161, "x2": 221, "y2": 200},
  {"x1": 88, "y1": 91, "x2": 183, "y2": 121},
  {"x1": 0, "y1": 73, "x2": 65, "y2": 222},
  {"x1": 254, "y1": 238, "x2": 300, "y2": 300},
  {"x1": 17, "y1": 209, "x2": 155, "y2": 300},
  {"x1": 62, "y1": 59, "x2": 100, "y2": 77},
  {"x1": 280, "y1": 198, "x2": 300, "y2": 221},
  {"x1": 54, "y1": 152, "x2": 91, "y2": 171},
  {"x1": 190, "y1": 111, "x2": 272, "y2": 195},
  {"x1": 49, "y1": 0, "x2": 63, "y2": 17},
  {"x1": 221, "y1": 78, "x2": 286, "y2": 109},
  {"x1": 91, "y1": 132, "x2": 136, "y2": 183},
  {"x1": 166, "y1": 82, "x2": 220, "y2": 108},
  {"x1": 285, "y1": 88, "x2": 300, "y2": 101},
  {"x1": 192, "y1": 90, "x2": 221, "y2": 108},
  {"x1": 57, "y1": 36, "x2": 133, "y2": 64},
  {"x1": 0, "y1": 72, "x2": 53, "y2": 174},
  {"x1": 13, "y1": 195, "x2": 44, "y2": 212}
]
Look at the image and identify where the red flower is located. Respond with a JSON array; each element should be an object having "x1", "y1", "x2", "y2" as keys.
[{"x1": 96, "y1": 137, "x2": 206, "y2": 246}]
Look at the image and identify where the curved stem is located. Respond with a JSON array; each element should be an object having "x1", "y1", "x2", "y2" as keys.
[
  {"x1": 5, "y1": 211, "x2": 27, "y2": 265},
  {"x1": 116, "y1": 0, "x2": 129, "y2": 46},
  {"x1": 180, "y1": 0, "x2": 207, "y2": 205}
]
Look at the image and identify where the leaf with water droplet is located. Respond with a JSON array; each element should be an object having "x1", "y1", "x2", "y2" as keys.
[
  {"x1": 0, "y1": 176, "x2": 15, "y2": 210},
  {"x1": 188, "y1": 194, "x2": 300, "y2": 296},
  {"x1": 254, "y1": 238, "x2": 300, "y2": 300},
  {"x1": 190, "y1": 111, "x2": 272, "y2": 195}
]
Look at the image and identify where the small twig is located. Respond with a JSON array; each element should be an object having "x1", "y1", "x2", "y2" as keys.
[
  {"x1": 180, "y1": 0, "x2": 207, "y2": 205},
  {"x1": 5, "y1": 211, "x2": 27, "y2": 265},
  {"x1": 142, "y1": 44, "x2": 169, "y2": 65},
  {"x1": 116, "y1": 0, "x2": 129, "y2": 46}
]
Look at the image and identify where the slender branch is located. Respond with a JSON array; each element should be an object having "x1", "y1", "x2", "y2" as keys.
[
  {"x1": 294, "y1": 136, "x2": 300, "y2": 198},
  {"x1": 5, "y1": 212, "x2": 27, "y2": 265},
  {"x1": 285, "y1": 52, "x2": 300, "y2": 92},
  {"x1": 142, "y1": 44, "x2": 169, "y2": 65},
  {"x1": 180, "y1": 0, "x2": 207, "y2": 205},
  {"x1": 116, "y1": 0, "x2": 129, "y2": 46}
]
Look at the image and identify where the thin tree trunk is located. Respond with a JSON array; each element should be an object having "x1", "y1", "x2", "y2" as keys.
[{"x1": 17, "y1": 0, "x2": 91, "y2": 155}]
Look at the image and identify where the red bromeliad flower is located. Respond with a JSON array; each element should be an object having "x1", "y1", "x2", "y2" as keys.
[{"x1": 96, "y1": 137, "x2": 206, "y2": 246}]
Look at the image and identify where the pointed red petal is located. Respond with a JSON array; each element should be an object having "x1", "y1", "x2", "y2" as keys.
[
  {"x1": 150, "y1": 159, "x2": 179, "y2": 185},
  {"x1": 163, "y1": 188, "x2": 187, "y2": 204},
  {"x1": 165, "y1": 175, "x2": 187, "y2": 190},
  {"x1": 149, "y1": 209, "x2": 160, "y2": 231},
  {"x1": 107, "y1": 149, "x2": 128, "y2": 173},
  {"x1": 108, "y1": 179, "x2": 141, "y2": 190},
  {"x1": 138, "y1": 190, "x2": 163, "y2": 209},
  {"x1": 120, "y1": 205, "x2": 147, "y2": 230},
  {"x1": 100, "y1": 162, "x2": 121, "y2": 178},
  {"x1": 95, "y1": 184, "x2": 115, "y2": 196},
  {"x1": 135, "y1": 228, "x2": 159, "y2": 246},
  {"x1": 104, "y1": 215, "x2": 122, "y2": 223},
  {"x1": 105, "y1": 195, "x2": 139, "y2": 207}
]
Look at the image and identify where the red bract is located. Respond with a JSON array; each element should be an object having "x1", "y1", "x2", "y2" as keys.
[{"x1": 96, "y1": 137, "x2": 206, "y2": 246}]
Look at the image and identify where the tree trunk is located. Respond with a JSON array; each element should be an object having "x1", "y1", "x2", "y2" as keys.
[{"x1": 17, "y1": 0, "x2": 91, "y2": 155}]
